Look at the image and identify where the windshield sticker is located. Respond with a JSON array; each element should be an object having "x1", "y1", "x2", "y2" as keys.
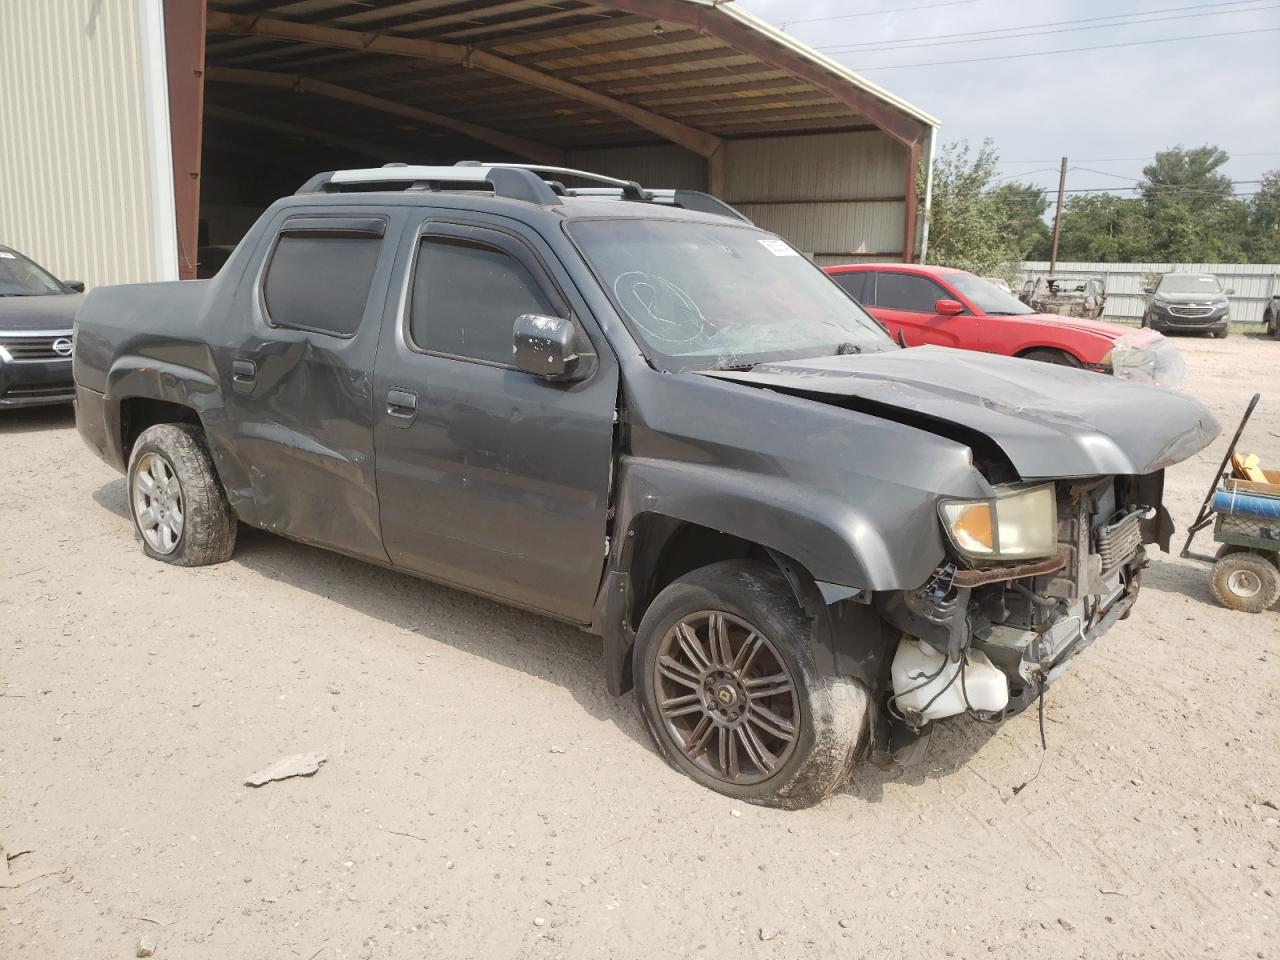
[{"x1": 758, "y1": 237, "x2": 799, "y2": 257}]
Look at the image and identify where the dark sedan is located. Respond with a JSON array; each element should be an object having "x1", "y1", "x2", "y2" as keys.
[{"x1": 0, "y1": 245, "x2": 84, "y2": 408}]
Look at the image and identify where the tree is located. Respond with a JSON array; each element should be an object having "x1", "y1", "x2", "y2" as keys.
[
  {"x1": 1247, "y1": 170, "x2": 1280, "y2": 262},
  {"x1": 922, "y1": 139, "x2": 1022, "y2": 274},
  {"x1": 1055, "y1": 194, "x2": 1152, "y2": 262},
  {"x1": 988, "y1": 182, "x2": 1052, "y2": 260},
  {"x1": 1139, "y1": 145, "x2": 1233, "y2": 211}
]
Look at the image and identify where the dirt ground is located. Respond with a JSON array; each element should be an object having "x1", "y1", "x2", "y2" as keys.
[{"x1": 2, "y1": 334, "x2": 1277, "y2": 960}]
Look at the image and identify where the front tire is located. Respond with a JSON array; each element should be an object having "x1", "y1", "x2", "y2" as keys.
[
  {"x1": 1211, "y1": 327, "x2": 1230, "y2": 339},
  {"x1": 127, "y1": 423, "x2": 236, "y2": 566},
  {"x1": 634, "y1": 560, "x2": 868, "y2": 809}
]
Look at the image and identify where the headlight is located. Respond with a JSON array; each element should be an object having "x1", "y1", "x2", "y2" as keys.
[
  {"x1": 1108, "y1": 334, "x2": 1185, "y2": 388},
  {"x1": 938, "y1": 482, "x2": 1057, "y2": 562}
]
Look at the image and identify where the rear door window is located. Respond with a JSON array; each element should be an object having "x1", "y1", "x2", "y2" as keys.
[
  {"x1": 874, "y1": 272, "x2": 948, "y2": 313},
  {"x1": 262, "y1": 217, "x2": 386, "y2": 337},
  {"x1": 830, "y1": 270, "x2": 871, "y2": 303},
  {"x1": 409, "y1": 233, "x2": 557, "y2": 366}
]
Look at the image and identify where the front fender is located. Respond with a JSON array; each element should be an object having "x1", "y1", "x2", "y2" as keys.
[{"x1": 615, "y1": 457, "x2": 954, "y2": 593}]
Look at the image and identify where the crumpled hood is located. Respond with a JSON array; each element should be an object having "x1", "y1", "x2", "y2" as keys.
[
  {"x1": 0, "y1": 293, "x2": 82, "y2": 331},
  {"x1": 1018, "y1": 312, "x2": 1160, "y2": 345},
  {"x1": 700, "y1": 345, "x2": 1219, "y2": 479}
]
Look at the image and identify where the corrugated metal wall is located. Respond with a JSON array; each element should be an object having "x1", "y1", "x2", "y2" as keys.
[
  {"x1": 1019, "y1": 261, "x2": 1279, "y2": 327},
  {"x1": 726, "y1": 130, "x2": 906, "y2": 265},
  {"x1": 571, "y1": 131, "x2": 908, "y2": 266},
  {"x1": 0, "y1": 0, "x2": 157, "y2": 287},
  {"x1": 566, "y1": 143, "x2": 708, "y2": 191}
]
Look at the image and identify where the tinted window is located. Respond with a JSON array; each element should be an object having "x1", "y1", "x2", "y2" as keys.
[
  {"x1": 263, "y1": 233, "x2": 381, "y2": 337},
  {"x1": 830, "y1": 271, "x2": 871, "y2": 303},
  {"x1": 410, "y1": 237, "x2": 554, "y2": 365},
  {"x1": 874, "y1": 272, "x2": 949, "y2": 312}
]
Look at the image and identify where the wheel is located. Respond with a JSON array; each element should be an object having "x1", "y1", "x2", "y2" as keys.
[
  {"x1": 1266, "y1": 309, "x2": 1278, "y2": 339},
  {"x1": 1022, "y1": 348, "x2": 1082, "y2": 368},
  {"x1": 127, "y1": 423, "x2": 236, "y2": 566},
  {"x1": 1210, "y1": 552, "x2": 1280, "y2": 613},
  {"x1": 633, "y1": 560, "x2": 869, "y2": 809},
  {"x1": 1211, "y1": 327, "x2": 1229, "y2": 339}
]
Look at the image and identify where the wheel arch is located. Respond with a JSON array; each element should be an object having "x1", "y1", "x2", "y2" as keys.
[
  {"x1": 104, "y1": 355, "x2": 235, "y2": 480},
  {"x1": 596, "y1": 510, "x2": 895, "y2": 698},
  {"x1": 1013, "y1": 343, "x2": 1087, "y2": 365}
]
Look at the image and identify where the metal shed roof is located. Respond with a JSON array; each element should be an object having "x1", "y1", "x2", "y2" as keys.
[{"x1": 201, "y1": 0, "x2": 939, "y2": 166}]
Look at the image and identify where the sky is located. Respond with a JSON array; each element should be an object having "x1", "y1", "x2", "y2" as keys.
[{"x1": 736, "y1": 0, "x2": 1280, "y2": 200}]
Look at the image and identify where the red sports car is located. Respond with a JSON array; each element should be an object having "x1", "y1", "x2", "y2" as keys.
[{"x1": 824, "y1": 263, "x2": 1184, "y2": 385}]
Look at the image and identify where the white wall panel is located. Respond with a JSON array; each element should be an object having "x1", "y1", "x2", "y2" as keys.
[{"x1": 0, "y1": 0, "x2": 160, "y2": 287}]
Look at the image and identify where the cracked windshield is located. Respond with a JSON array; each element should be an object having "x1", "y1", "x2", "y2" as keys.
[{"x1": 570, "y1": 218, "x2": 892, "y2": 371}]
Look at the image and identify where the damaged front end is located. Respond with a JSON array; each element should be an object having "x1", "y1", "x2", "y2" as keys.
[{"x1": 875, "y1": 472, "x2": 1170, "y2": 738}]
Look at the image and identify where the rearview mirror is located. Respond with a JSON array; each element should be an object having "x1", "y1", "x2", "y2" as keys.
[
  {"x1": 64, "y1": 280, "x2": 86, "y2": 293},
  {"x1": 513, "y1": 313, "x2": 590, "y2": 381},
  {"x1": 935, "y1": 299, "x2": 964, "y2": 316}
]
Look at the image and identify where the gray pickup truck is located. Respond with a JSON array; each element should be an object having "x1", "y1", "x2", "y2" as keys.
[{"x1": 73, "y1": 163, "x2": 1219, "y2": 808}]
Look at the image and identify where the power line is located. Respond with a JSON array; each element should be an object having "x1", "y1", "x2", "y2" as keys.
[
  {"x1": 842, "y1": 26, "x2": 1280, "y2": 71},
  {"x1": 778, "y1": 0, "x2": 983, "y2": 28},
  {"x1": 815, "y1": 1, "x2": 1277, "y2": 55},
  {"x1": 1000, "y1": 151, "x2": 1280, "y2": 163}
]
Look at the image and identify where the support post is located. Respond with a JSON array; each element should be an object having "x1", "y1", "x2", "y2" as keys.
[{"x1": 902, "y1": 139, "x2": 921, "y2": 263}]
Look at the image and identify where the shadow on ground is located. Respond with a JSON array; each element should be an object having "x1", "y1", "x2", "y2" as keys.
[
  {"x1": 0, "y1": 403, "x2": 74, "y2": 435},
  {"x1": 94, "y1": 475, "x2": 1029, "y2": 803},
  {"x1": 94, "y1": 476, "x2": 652, "y2": 753}
]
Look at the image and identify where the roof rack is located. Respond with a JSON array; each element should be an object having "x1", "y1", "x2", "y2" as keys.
[
  {"x1": 295, "y1": 162, "x2": 748, "y2": 221},
  {"x1": 564, "y1": 187, "x2": 750, "y2": 223}
]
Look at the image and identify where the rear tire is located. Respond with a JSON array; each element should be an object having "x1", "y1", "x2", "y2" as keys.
[
  {"x1": 1265, "y1": 309, "x2": 1277, "y2": 338},
  {"x1": 633, "y1": 560, "x2": 869, "y2": 809},
  {"x1": 1022, "y1": 348, "x2": 1082, "y2": 368},
  {"x1": 1210, "y1": 552, "x2": 1280, "y2": 613},
  {"x1": 127, "y1": 423, "x2": 236, "y2": 566}
]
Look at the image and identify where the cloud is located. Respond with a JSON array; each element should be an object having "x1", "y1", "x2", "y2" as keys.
[{"x1": 737, "y1": 0, "x2": 1279, "y2": 192}]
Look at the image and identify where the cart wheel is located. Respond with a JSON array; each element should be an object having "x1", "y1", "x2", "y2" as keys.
[
  {"x1": 1215, "y1": 544, "x2": 1250, "y2": 560},
  {"x1": 1210, "y1": 552, "x2": 1280, "y2": 613}
]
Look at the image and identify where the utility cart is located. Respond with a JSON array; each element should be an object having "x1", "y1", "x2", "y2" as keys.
[{"x1": 1182, "y1": 394, "x2": 1280, "y2": 613}]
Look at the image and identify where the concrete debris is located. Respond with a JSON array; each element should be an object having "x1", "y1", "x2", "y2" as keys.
[
  {"x1": 243, "y1": 751, "x2": 327, "y2": 787},
  {"x1": 136, "y1": 931, "x2": 157, "y2": 957}
]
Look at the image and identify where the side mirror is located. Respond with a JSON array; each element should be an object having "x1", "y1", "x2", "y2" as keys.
[
  {"x1": 1142, "y1": 285, "x2": 1155, "y2": 295},
  {"x1": 1225, "y1": 288, "x2": 1236, "y2": 296},
  {"x1": 513, "y1": 313, "x2": 590, "y2": 381},
  {"x1": 64, "y1": 280, "x2": 86, "y2": 293},
  {"x1": 935, "y1": 299, "x2": 964, "y2": 316}
]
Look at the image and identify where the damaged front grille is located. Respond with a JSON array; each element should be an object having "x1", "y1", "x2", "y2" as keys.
[{"x1": 1096, "y1": 510, "x2": 1143, "y2": 571}]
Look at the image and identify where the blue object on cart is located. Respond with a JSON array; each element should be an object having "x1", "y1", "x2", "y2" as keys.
[{"x1": 1212, "y1": 488, "x2": 1280, "y2": 520}]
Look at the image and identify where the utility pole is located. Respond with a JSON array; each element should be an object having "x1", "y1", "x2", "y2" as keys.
[{"x1": 1049, "y1": 156, "x2": 1067, "y2": 273}]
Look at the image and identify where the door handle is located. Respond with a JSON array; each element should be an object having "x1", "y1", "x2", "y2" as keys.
[
  {"x1": 386, "y1": 387, "x2": 418, "y2": 419},
  {"x1": 231, "y1": 359, "x2": 257, "y2": 382}
]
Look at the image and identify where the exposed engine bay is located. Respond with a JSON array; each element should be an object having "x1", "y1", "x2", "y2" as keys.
[{"x1": 877, "y1": 472, "x2": 1169, "y2": 729}]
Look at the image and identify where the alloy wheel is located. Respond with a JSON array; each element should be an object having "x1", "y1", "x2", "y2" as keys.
[
  {"x1": 132, "y1": 452, "x2": 185, "y2": 555},
  {"x1": 653, "y1": 611, "x2": 800, "y2": 785}
]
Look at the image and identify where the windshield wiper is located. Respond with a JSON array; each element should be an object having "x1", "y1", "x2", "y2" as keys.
[{"x1": 710, "y1": 359, "x2": 757, "y2": 372}]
